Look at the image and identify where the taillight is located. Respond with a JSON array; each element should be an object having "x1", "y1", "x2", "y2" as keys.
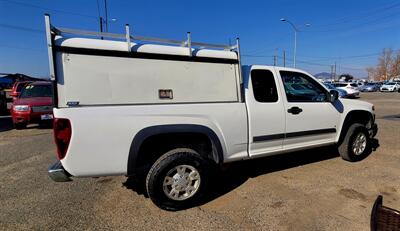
[{"x1": 53, "y1": 118, "x2": 72, "y2": 160}]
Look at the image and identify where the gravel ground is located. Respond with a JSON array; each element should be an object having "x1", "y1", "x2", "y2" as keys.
[{"x1": 0, "y1": 92, "x2": 399, "y2": 231}]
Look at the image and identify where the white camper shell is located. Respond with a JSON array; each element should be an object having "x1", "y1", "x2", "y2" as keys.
[{"x1": 47, "y1": 18, "x2": 243, "y2": 107}]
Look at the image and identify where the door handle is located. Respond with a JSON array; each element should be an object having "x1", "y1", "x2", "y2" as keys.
[{"x1": 287, "y1": 106, "x2": 303, "y2": 115}]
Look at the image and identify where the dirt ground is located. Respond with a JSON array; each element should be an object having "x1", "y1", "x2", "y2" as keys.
[{"x1": 0, "y1": 92, "x2": 399, "y2": 231}]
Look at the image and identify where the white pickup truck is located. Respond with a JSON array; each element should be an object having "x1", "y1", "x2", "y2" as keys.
[{"x1": 45, "y1": 15, "x2": 377, "y2": 210}]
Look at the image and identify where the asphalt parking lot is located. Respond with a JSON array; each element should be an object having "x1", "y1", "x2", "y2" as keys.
[{"x1": 1, "y1": 92, "x2": 399, "y2": 230}]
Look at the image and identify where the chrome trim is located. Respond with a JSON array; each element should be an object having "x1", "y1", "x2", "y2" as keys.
[
  {"x1": 48, "y1": 161, "x2": 72, "y2": 182},
  {"x1": 31, "y1": 105, "x2": 53, "y2": 113}
]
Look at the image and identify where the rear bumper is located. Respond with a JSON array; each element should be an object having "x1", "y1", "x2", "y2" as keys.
[
  {"x1": 347, "y1": 92, "x2": 359, "y2": 98},
  {"x1": 48, "y1": 161, "x2": 72, "y2": 182}
]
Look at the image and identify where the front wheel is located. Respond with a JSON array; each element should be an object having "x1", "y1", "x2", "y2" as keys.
[
  {"x1": 145, "y1": 148, "x2": 212, "y2": 211},
  {"x1": 338, "y1": 123, "x2": 371, "y2": 162}
]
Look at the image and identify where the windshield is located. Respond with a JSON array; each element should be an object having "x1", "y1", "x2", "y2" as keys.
[
  {"x1": 387, "y1": 82, "x2": 395, "y2": 85},
  {"x1": 20, "y1": 84, "x2": 52, "y2": 98}
]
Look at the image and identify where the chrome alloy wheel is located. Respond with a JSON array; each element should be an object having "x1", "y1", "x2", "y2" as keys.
[
  {"x1": 162, "y1": 165, "x2": 201, "y2": 201},
  {"x1": 352, "y1": 132, "x2": 367, "y2": 155}
]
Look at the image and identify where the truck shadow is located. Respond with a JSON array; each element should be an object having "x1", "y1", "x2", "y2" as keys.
[
  {"x1": 123, "y1": 140, "x2": 379, "y2": 209},
  {"x1": 0, "y1": 116, "x2": 13, "y2": 132},
  {"x1": 0, "y1": 116, "x2": 52, "y2": 132}
]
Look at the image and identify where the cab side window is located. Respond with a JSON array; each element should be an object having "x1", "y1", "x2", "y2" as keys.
[
  {"x1": 251, "y1": 69, "x2": 278, "y2": 103},
  {"x1": 280, "y1": 71, "x2": 328, "y2": 102}
]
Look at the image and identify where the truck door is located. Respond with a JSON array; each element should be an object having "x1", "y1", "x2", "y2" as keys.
[
  {"x1": 277, "y1": 69, "x2": 339, "y2": 149},
  {"x1": 245, "y1": 66, "x2": 286, "y2": 157}
]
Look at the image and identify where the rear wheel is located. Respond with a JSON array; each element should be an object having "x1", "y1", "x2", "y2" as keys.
[
  {"x1": 145, "y1": 148, "x2": 212, "y2": 211},
  {"x1": 338, "y1": 123, "x2": 371, "y2": 162}
]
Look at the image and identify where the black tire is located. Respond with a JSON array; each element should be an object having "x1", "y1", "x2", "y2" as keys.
[
  {"x1": 145, "y1": 148, "x2": 212, "y2": 211},
  {"x1": 14, "y1": 122, "x2": 27, "y2": 130},
  {"x1": 338, "y1": 123, "x2": 371, "y2": 162}
]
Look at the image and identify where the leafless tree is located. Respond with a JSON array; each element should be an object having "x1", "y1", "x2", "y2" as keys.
[
  {"x1": 389, "y1": 50, "x2": 400, "y2": 79},
  {"x1": 366, "y1": 67, "x2": 376, "y2": 81},
  {"x1": 377, "y1": 48, "x2": 393, "y2": 81}
]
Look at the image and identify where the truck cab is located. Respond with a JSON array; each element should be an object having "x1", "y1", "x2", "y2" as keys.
[{"x1": 243, "y1": 65, "x2": 376, "y2": 158}]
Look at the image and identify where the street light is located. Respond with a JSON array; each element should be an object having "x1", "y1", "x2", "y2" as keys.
[{"x1": 280, "y1": 18, "x2": 310, "y2": 68}]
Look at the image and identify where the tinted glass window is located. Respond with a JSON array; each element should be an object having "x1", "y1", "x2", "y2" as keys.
[
  {"x1": 16, "y1": 83, "x2": 26, "y2": 92},
  {"x1": 350, "y1": 83, "x2": 358, "y2": 87},
  {"x1": 280, "y1": 71, "x2": 327, "y2": 102},
  {"x1": 20, "y1": 84, "x2": 52, "y2": 98},
  {"x1": 251, "y1": 70, "x2": 278, "y2": 102}
]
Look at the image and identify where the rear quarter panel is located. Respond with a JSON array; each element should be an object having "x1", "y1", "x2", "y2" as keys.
[{"x1": 54, "y1": 103, "x2": 248, "y2": 177}]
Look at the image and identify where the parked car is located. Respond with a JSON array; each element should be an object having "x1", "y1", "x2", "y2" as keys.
[
  {"x1": 324, "y1": 83, "x2": 348, "y2": 98},
  {"x1": 10, "y1": 81, "x2": 32, "y2": 101},
  {"x1": 46, "y1": 18, "x2": 378, "y2": 211},
  {"x1": 380, "y1": 82, "x2": 399, "y2": 92},
  {"x1": 360, "y1": 83, "x2": 380, "y2": 92},
  {"x1": 0, "y1": 88, "x2": 6, "y2": 113},
  {"x1": 332, "y1": 82, "x2": 360, "y2": 98},
  {"x1": 11, "y1": 81, "x2": 53, "y2": 129}
]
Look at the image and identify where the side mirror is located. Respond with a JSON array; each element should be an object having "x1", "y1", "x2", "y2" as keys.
[{"x1": 329, "y1": 90, "x2": 339, "y2": 103}]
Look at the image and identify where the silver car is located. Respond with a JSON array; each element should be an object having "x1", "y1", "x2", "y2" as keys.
[{"x1": 360, "y1": 83, "x2": 379, "y2": 92}]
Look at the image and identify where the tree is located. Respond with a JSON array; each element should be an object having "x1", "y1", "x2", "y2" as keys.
[
  {"x1": 339, "y1": 74, "x2": 354, "y2": 82},
  {"x1": 376, "y1": 48, "x2": 393, "y2": 81},
  {"x1": 389, "y1": 50, "x2": 400, "y2": 79},
  {"x1": 365, "y1": 48, "x2": 400, "y2": 81},
  {"x1": 366, "y1": 67, "x2": 377, "y2": 81}
]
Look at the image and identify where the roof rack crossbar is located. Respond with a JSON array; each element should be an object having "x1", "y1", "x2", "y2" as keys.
[
  {"x1": 51, "y1": 26, "x2": 235, "y2": 51},
  {"x1": 55, "y1": 27, "x2": 126, "y2": 39}
]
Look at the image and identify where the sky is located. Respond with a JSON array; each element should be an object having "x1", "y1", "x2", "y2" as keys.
[{"x1": 0, "y1": 0, "x2": 400, "y2": 78}]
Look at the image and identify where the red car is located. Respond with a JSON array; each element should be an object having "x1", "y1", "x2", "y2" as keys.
[{"x1": 11, "y1": 81, "x2": 53, "y2": 129}]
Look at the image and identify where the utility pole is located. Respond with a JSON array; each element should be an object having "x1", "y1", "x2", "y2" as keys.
[
  {"x1": 334, "y1": 62, "x2": 337, "y2": 81},
  {"x1": 104, "y1": 0, "x2": 109, "y2": 32},
  {"x1": 283, "y1": 50, "x2": 286, "y2": 67},
  {"x1": 331, "y1": 65, "x2": 334, "y2": 82},
  {"x1": 99, "y1": 17, "x2": 103, "y2": 39},
  {"x1": 273, "y1": 48, "x2": 277, "y2": 66}
]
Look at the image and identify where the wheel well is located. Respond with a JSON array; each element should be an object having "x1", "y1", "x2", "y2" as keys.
[
  {"x1": 339, "y1": 110, "x2": 373, "y2": 143},
  {"x1": 127, "y1": 125, "x2": 224, "y2": 176}
]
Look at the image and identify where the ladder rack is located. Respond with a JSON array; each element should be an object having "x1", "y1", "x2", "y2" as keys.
[
  {"x1": 44, "y1": 14, "x2": 243, "y2": 83},
  {"x1": 45, "y1": 15, "x2": 239, "y2": 51}
]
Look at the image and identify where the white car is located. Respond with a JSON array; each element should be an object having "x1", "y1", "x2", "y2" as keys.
[
  {"x1": 380, "y1": 82, "x2": 399, "y2": 92},
  {"x1": 333, "y1": 83, "x2": 360, "y2": 98}
]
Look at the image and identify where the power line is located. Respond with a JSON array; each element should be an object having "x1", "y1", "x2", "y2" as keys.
[
  {"x1": 96, "y1": 0, "x2": 102, "y2": 18},
  {"x1": 306, "y1": 9, "x2": 400, "y2": 33},
  {"x1": 2, "y1": 0, "x2": 98, "y2": 19},
  {"x1": 0, "y1": 23, "x2": 44, "y2": 34},
  {"x1": 0, "y1": 45, "x2": 46, "y2": 52},
  {"x1": 310, "y1": 1, "x2": 400, "y2": 29}
]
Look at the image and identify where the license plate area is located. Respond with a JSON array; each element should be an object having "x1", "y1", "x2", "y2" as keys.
[{"x1": 41, "y1": 114, "x2": 54, "y2": 120}]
